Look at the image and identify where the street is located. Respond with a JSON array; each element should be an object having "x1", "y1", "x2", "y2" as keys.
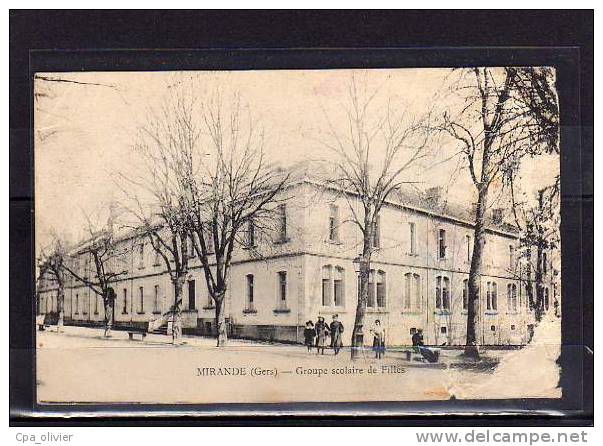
[{"x1": 36, "y1": 321, "x2": 561, "y2": 405}]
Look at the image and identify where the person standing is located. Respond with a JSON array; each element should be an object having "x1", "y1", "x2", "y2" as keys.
[
  {"x1": 303, "y1": 321, "x2": 316, "y2": 353},
  {"x1": 370, "y1": 319, "x2": 385, "y2": 359},
  {"x1": 329, "y1": 314, "x2": 344, "y2": 355},
  {"x1": 315, "y1": 316, "x2": 329, "y2": 355}
]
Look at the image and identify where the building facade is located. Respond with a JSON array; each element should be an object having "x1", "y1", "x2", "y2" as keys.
[{"x1": 37, "y1": 180, "x2": 557, "y2": 347}]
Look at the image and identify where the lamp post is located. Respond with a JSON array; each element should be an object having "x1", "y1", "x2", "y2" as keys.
[{"x1": 352, "y1": 255, "x2": 367, "y2": 360}]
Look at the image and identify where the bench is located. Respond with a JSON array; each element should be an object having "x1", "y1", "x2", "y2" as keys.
[
  {"x1": 127, "y1": 330, "x2": 147, "y2": 340},
  {"x1": 112, "y1": 322, "x2": 150, "y2": 341}
]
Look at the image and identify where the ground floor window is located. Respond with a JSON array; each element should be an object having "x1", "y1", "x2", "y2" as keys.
[
  {"x1": 322, "y1": 265, "x2": 345, "y2": 307},
  {"x1": 435, "y1": 276, "x2": 450, "y2": 311},
  {"x1": 486, "y1": 281, "x2": 498, "y2": 311}
]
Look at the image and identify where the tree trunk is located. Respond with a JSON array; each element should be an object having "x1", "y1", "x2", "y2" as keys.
[
  {"x1": 351, "y1": 237, "x2": 371, "y2": 360},
  {"x1": 103, "y1": 291, "x2": 114, "y2": 337},
  {"x1": 215, "y1": 293, "x2": 228, "y2": 347},
  {"x1": 465, "y1": 186, "x2": 489, "y2": 359},
  {"x1": 56, "y1": 286, "x2": 65, "y2": 332},
  {"x1": 525, "y1": 248, "x2": 535, "y2": 309},
  {"x1": 534, "y1": 243, "x2": 544, "y2": 322},
  {"x1": 171, "y1": 277, "x2": 184, "y2": 344}
]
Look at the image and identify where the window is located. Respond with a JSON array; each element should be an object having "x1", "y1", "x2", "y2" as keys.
[
  {"x1": 205, "y1": 229, "x2": 214, "y2": 253},
  {"x1": 189, "y1": 235, "x2": 196, "y2": 258},
  {"x1": 507, "y1": 283, "x2": 518, "y2": 312},
  {"x1": 440, "y1": 326, "x2": 447, "y2": 334},
  {"x1": 509, "y1": 245, "x2": 515, "y2": 269},
  {"x1": 544, "y1": 287, "x2": 550, "y2": 310},
  {"x1": 466, "y1": 235, "x2": 472, "y2": 262},
  {"x1": 246, "y1": 219, "x2": 256, "y2": 248},
  {"x1": 491, "y1": 325, "x2": 496, "y2": 332},
  {"x1": 277, "y1": 205, "x2": 288, "y2": 242},
  {"x1": 511, "y1": 324, "x2": 516, "y2": 331},
  {"x1": 187, "y1": 281, "x2": 195, "y2": 311},
  {"x1": 151, "y1": 285, "x2": 159, "y2": 313},
  {"x1": 409, "y1": 222, "x2": 416, "y2": 255},
  {"x1": 543, "y1": 252, "x2": 548, "y2": 274},
  {"x1": 365, "y1": 269, "x2": 386, "y2": 308},
  {"x1": 277, "y1": 271, "x2": 287, "y2": 307},
  {"x1": 94, "y1": 294, "x2": 99, "y2": 314},
  {"x1": 462, "y1": 279, "x2": 469, "y2": 310},
  {"x1": 376, "y1": 270, "x2": 386, "y2": 308},
  {"x1": 138, "y1": 286, "x2": 144, "y2": 313},
  {"x1": 333, "y1": 267, "x2": 344, "y2": 307},
  {"x1": 329, "y1": 205, "x2": 340, "y2": 242},
  {"x1": 371, "y1": 216, "x2": 381, "y2": 248},
  {"x1": 246, "y1": 274, "x2": 254, "y2": 310},
  {"x1": 438, "y1": 229, "x2": 447, "y2": 259},
  {"x1": 486, "y1": 281, "x2": 498, "y2": 311},
  {"x1": 75, "y1": 294, "x2": 79, "y2": 314},
  {"x1": 322, "y1": 266, "x2": 332, "y2": 306},
  {"x1": 153, "y1": 249, "x2": 161, "y2": 266},
  {"x1": 322, "y1": 265, "x2": 345, "y2": 307},
  {"x1": 138, "y1": 243, "x2": 145, "y2": 268},
  {"x1": 404, "y1": 273, "x2": 421, "y2": 311},
  {"x1": 122, "y1": 288, "x2": 128, "y2": 314},
  {"x1": 435, "y1": 276, "x2": 450, "y2": 311}
]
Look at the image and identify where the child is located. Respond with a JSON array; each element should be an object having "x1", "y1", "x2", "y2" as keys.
[{"x1": 303, "y1": 321, "x2": 316, "y2": 353}]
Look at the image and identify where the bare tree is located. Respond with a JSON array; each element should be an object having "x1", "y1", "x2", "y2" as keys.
[
  {"x1": 123, "y1": 83, "x2": 290, "y2": 346},
  {"x1": 181, "y1": 91, "x2": 290, "y2": 347},
  {"x1": 61, "y1": 211, "x2": 128, "y2": 337},
  {"x1": 36, "y1": 235, "x2": 68, "y2": 331},
  {"x1": 435, "y1": 67, "x2": 559, "y2": 358},
  {"x1": 318, "y1": 75, "x2": 432, "y2": 359},
  {"x1": 508, "y1": 175, "x2": 560, "y2": 321}
]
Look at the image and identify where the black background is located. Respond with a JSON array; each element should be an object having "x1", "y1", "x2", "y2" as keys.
[{"x1": 9, "y1": 10, "x2": 593, "y2": 426}]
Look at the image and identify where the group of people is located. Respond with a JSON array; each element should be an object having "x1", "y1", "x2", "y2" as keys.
[
  {"x1": 304, "y1": 314, "x2": 345, "y2": 355},
  {"x1": 303, "y1": 315, "x2": 386, "y2": 359}
]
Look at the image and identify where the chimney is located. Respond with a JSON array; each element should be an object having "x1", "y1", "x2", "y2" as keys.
[
  {"x1": 425, "y1": 186, "x2": 442, "y2": 206},
  {"x1": 491, "y1": 208, "x2": 503, "y2": 224}
]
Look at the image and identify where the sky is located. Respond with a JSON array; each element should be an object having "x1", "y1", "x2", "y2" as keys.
[{"x1": 34, "y1": 68, "x2": 560, "y2": 249}]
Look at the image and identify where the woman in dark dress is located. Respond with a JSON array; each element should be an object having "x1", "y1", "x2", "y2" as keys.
[{"x1": 303, "y1": 321, "x2": 315, "y2": 353}]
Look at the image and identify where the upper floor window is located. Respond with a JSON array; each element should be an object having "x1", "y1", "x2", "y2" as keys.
[
  {"x1": 438, "y1": 229, "x2": 447, "y2": 259},
  {"x1": 466, "y1": 235, "x2": 472, "y2": 262},
  {"x1": 329, "y1": 205, "x2": 340, "y2": 242},
  {"x1": 408, "y1": 222, "x2": 416, "y2": 255},
  {"x1": 246, "y1": 218, "x2": 256, "y2": 248},
  {"x1": 435, "y1": 275, "x2": 450, "y2": 310},
  {"x1": 153, "y1": 248, "x2": 161, "y2": 266},
  {"x1": 205, "y1": 228, "x2": 215, "y2": 254},
  {"x1": 403, "y1": 272, "x2": 421, "y2": 311},
  {"x1": 188, "y1": 235, "x2": 196, "y2": 258},
  {"x1": 486, "y1": 281, "x2": 498, "y2": 311},
  {"x1": 138, "y1": 243, "x2": 145, "y2": 268},
  {"x1": 371, "y1": 216, "x2": 381, "y2": 249},
  {"x1": 507, "y1": 283, "x2": 518, "y2": 312},
  {"x1": 509, "y1": 245, "x2": 515, "y2": 269},
  {"x1": 277, "y1": 205, "x2": 288, "y2": 242},
  {"x1": 462, "y1": 279, "x2": 469, "y2": 310}
]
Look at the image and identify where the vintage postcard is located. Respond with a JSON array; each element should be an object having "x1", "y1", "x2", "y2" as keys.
[{"x1": 34, "y1": 68, "x2": 561, "y2": 406}]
